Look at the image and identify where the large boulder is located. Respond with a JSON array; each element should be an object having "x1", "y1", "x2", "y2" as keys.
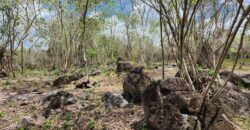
[
  {"x1": 52, "y1": 73, "x2": 83, "y2": 88},
  {"x1": 175, "y1": 68, "x2": 211, "y2": 91},
  {"x1": 123, "y1": 67, "x2": 151, "y2": 102},
  {"x1": 102, "y1": 92, "x2": 128, "y2": 110},
  {"x1": 210, "y1": 80, "x2": 250, "y2": 119},
  {"x1": 41, "y1": 90, "x2": 76, "y2": 118},
  {"x1": 142, "y1": 78, "x2": 238, "y2": 130},
  {"x1": 219, "y1": 70, "x2": 250, "y2": 88}
]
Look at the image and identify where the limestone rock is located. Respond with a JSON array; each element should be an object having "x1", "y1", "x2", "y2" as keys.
[
  {"x1": 52, "y1": 73, "x2": 83, "y2": 88},
  {"x1": 123, "y1": 67, "x2": 151, "y2": 102},
  {"x1": 41, "y1": 90, "x2": 76, "y2": 118},
  {"x1": 16, "y1": 116, "x2": 45, "y2": 130},
  {"x1": 102, "y1": 92, "x2": 128, "y2": 110}
]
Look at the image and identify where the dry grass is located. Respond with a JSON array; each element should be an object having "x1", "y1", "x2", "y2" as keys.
[{"x1": 0, "y1": 65, "x2": 249, "y2": 129}]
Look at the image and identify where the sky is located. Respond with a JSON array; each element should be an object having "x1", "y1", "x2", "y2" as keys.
[{"x1": 22, "y1": 0, "x2": 250, "y2": 48}]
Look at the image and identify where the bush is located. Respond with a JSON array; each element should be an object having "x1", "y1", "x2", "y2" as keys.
[
  {"x1": 87, "y1": 119, "x2": 95, "y2": 129},
  {"x1": 88, "y1": 49, "x2": 97, "y2": 58},
  {"x1": 208, "y1": 69, "x2": 215, "y2": 77},
  {"x1": 1, "y1": 80, "x2": 10, "y2": 85}
]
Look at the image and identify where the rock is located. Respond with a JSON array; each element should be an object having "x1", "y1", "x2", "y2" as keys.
[
  {"x1": 116, "y1": 57, "x2": 133, "y2": 74},
  {"x1": 123, "y1": 67, "x2": 151, "y2": 102},
  {"x1": 198, "y1": 102, "x2": 236, "y2": 130},
  {"x1": 219, "y1": 70, "x2": 250, "y2": 88},
  {"x1": 52, "y1": 73, "x2": 83, "y2": 88},
  {"x1": 210, "y1": 80, "x2": 250, "y2": 118},
  {"x1": 16, "y1": 116, "x2": 45, "y2": 130},
  {"x1": 102, "y1": 92, "x2": 128, "y2": 110},
  {"x1": 41, "y1": 90, "x2": 76, "y2": 118},
  {"x1": 75, "y1": 76, "x2": 90, "y2": 88},
  {"x1": 0, "y1": 69, "x2": 7, "y2": 78},
  {"x1": 91, "y1": 81, "x2": 98, "y2": 86},
  {"x1": 142, "y1": 78, "x2": 202, "y2": 130},
  {"x1": 79, "y1": 101, "x2": 96, "y2": 111},
  {"x1": 52, "y1": 76, "x2": 70, "y2": 87},
  {"x1": 242, "y1": 73, "x2": 250, "y2": 80},
  {"x1": 175, "y1": 68, "x2": 211, "y2": 91},
  {"x1": 32, "y1": 89, "x2": 43, "y2": 94},
  {"x1": 142, "y1": 78, "x2": 237, "y2": 130},
  {"x1": 68, "y1": 73, "x2": 83, "y2": 81},
  {"x1": 90, "y1": 69, "x2": 101, "y2": 76}
]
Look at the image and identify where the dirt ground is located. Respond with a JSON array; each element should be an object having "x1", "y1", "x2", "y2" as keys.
[{"x1": 0, "y1": 67, "x2": 249, "y2": 130}]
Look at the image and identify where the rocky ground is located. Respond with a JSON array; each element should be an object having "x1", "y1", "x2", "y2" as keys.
[{"x1": 0, "y1": 65, "x2": 249, "y2": 130}]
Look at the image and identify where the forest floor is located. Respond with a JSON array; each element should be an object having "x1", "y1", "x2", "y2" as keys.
[{"x1": 0, "y1": 61, "x2": 250, "y2": 130}]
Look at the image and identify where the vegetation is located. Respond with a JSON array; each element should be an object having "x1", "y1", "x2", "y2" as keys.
[{"x1": 0, "y1": 0, "x2": 250, "y2": 130}]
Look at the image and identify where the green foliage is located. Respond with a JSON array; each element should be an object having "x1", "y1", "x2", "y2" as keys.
[
  {"x1": 0, "y1": 111, "x2": 4, "y2": 118},
  {"x1": 0, "y1": 2, "x2": 15, "y2": 11},
  {"x1": 87, "y1": 119, "x2": 96, "y2": 130},
  {"x1": 51, "y1": 69, "x2": 60, "y2": 76},
  {"x1": 141, "y1": 121, "x2": 148, "y2": 130},
  {"x1": 230, "y1": 47, "x2": 237, "y2": 54},
  {"x1": 1, "y1": 80, "x2": 10, "y2": 85},
  {"x1": 101, "y1": 68, "x2": 111, "y2": 76},
  {"x1": 66, "y1": 112, "x2": 73, "y2": 121},
  {"x1": 43, "y1": 118, "x2": 52, "y2": 130},
  {"x1": 247, "y1": 118, "x2": 250, "y2": 129},
  {"x1": 88, "y1": 49, "x2": 97, "y2": 58},
  {"x1": 208, "y1": 69, "x2": 215, "y2": 77},
  {"x1": 63, "y1": 123, "x2": 71, "y2": 129}
]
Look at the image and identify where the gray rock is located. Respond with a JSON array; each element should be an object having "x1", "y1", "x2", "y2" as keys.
[
  {"x1": 219, "y1": 70, "x2": 250, "y2": 88},
  {"x1": 16, "y1": 116, "x2": 45, "y2": 130},
  {"x1": 52, "y1": 73, "x2": 83, "y2": 88},
  {"x1": 90, "y1": 69, "x2": 101, "y2": 76},
  {"x1": 75, "y1": 76, "x2": 90, "y2": 88},
  {"x1": 102, "y1": 92, "x2": 128, "y2": 110},
  {"x1": 41, "y1": 90, "x2": 76, "y2": 118}
]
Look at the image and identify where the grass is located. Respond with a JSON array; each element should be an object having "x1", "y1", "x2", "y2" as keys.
[
  {"x1": 43, "y1": 117, "x2": 53, "y2": 130},
  {"x1": 222, "y1": 58, "x2": 250, "y2": 71},
  {"x1": 234, "y1": 116, "x2": 250, "y2": 130},
  {"x1": 15, "y1": 68, "x2": 48, "y2": 78},
  {"x1": 1, "y1": 79, "x2": 10, "y2": 85},
  {"x1": 0, "y1": 111, "x2": 4, "y2": 118}
]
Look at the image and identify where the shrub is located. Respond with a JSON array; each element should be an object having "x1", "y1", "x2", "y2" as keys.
[
  {"x1": 87, "y1": 119, "x2": 95, "y2": 129},
  {"x1": 2, "y1": 80, "x2": 10, "y2": 85},
  {"x1": 208, "y1": 69, "x2": 215, "y2": 77}
]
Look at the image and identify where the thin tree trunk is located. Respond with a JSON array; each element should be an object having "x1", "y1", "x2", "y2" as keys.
[
  {"x1": 21, "y1": 42, "x2": 24, "y2": 74},
  {"x1": 160, "y1": 2, "x2": 165, "y2": 79}
]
